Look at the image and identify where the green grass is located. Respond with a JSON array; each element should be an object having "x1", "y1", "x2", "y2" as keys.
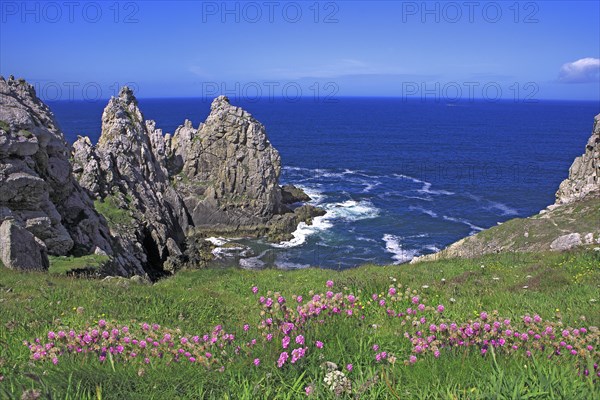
[
  {"x1": 48, "y1": 255, "x2": 110, "y2": 275},
  {"x1": 0, "y1": 120, "x2": 10, "y2": 132},
  {"x1": 1, "y1": 250, "x2": 599, "y2": 399},
  {"x1": 16, "y1": 129, "x2": 33, "y2": 139},
  {"x1": 94, "y1": 195, "x2": 133, "y2": 228}
]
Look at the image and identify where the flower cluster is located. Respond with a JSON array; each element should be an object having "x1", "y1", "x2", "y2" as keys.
[
  {"x1": 322, "y1": 362, "x2": 352, "y2": 396},
  {"x1": 24, "y1": 278, "x2": 600, "y2": 392},
  {"x1": 404, "y1": 311, "x2": 600, "y2": 377},
  {"x1": 24, "y1": 321, "x2": 237, "y2": 369}
]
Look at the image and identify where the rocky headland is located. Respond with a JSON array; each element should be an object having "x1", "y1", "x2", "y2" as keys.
[
  {"x1": 0, "y1": 76, "x2": 323, "y2": 278},
  {"x1": 412, "y1": 113, "x2": 600, "y2": 263}
]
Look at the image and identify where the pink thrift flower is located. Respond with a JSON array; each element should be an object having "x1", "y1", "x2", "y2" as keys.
[
  {"x1": 243, "y1": 324, "x2": 250, "y2": 332},
  {"x1": 409, "y1": 355, "x2": 417, "y2": 364},
  {"x1": 372, "y1": 344, "x2": 379, "y2": 351},
  {"x1": 315, "y1": 341, "x2": 323, "y2": 349},
  {"x1": 388, "y1": 287, "x2": 397, "y2": 296},
  {"x1": 252, "y1": 286, "x2": 258, "y2": 294},
  {"x1": 346, "y1": 364, "x2": 353, "y2": 371},
  {"x1": 98, "y1": 319, "x2": 106, "y2": 327},
  {"x1": 437, "y1": 305, "x2": 445, "y2": 313},
  {"x1": 326, "y1": 280, "x2": 334, "y2": 288},
  {"x1": 254, "y1": 358, "x2": 260, "y2": 366},
  {"x1": 305, "y1": 386, "x2": 313, "y2": 395}
]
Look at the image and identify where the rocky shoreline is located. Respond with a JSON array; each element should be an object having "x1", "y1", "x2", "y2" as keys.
[{"x1": 0, "y1": 76, "x2": 323, "y2": 278}]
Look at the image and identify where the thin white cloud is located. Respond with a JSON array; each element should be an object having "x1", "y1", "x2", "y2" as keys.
[{"x1": 558, "y1": 57, "x2": 600, "y2": 83}]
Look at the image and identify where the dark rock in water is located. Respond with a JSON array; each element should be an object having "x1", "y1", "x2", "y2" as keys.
[
  {"x1": 0, "y1": 219, "x2": 49, "y2": 270},
  {"x1": 281, "y1": 184, "x2": 312, "y2": 204},
  {"x1": 267, "y1": 205, "x2": 326, "y2": 242}
]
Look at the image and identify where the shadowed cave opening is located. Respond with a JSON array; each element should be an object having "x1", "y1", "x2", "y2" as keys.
[{"x1": 141, "y1": 231, "x2": 170, "y2": 281}]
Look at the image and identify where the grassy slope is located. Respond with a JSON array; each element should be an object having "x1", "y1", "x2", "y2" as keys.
[
  {"x1": 1, "y1": 250, "x2": 599, "y2": 399},
  {"x1": 415, "y1": 194, "x2": 600, "y2": 262}
]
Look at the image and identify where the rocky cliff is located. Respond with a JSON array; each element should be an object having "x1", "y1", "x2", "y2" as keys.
[
  {"x1": 154, "y1": 95, "x2": 285, "y2": 231},
  {"x1": 412, "y1": 113, "x2": 600, "y2": 263},
  {"x1": 70, "y1": 89, "x2": 321, "y2": 274},
  {"x1": 555, "y1": 114, "x2": 600, "y2": 205},
  {"x1": 1, "y1": 77, "x2": 320, "y2": 276},
  {"x1": 72, "y1": 87, "x2": 190, "y2": 278},
  {"x1": 0, "y1": 76, "x2": 129, "y2": 273}
]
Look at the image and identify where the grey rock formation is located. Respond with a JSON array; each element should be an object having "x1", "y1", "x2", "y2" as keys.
[
  {"x1": 166, "y1": 96, "x2": 284, "y2": 232},
  {"x1": 72, "y1": 87, "x2": 191, "y2": 278},
  {"x1": 550, "y1": 233, "x2": 582, "y2": 251},
  {"x1": 72, "y1": 90, "x2": 322, "y2": 273},
  {"x1": 281, "y1": 184, "x2": 312, "y2": 204},
  {"x1": 0, "y1": 219, "x2": 49, "y2": 270},
  {"x1": 0, "y1": 76, "x2": 117, "y2": 269},
  {"x1": 1, "y1": 77, "x2": 318, "y2": 276},
  {"x1": 555, "y1": 113, "x2": 600, "y2": 205}
]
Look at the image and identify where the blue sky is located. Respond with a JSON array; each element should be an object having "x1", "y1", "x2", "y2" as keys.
[{"x1": 1, "y1": 1, "x2": 599, "y2": 100}]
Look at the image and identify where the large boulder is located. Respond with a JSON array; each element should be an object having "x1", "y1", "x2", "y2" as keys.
[{"x1": 0, "y1": 219, "x2": 49, "y2": 270}]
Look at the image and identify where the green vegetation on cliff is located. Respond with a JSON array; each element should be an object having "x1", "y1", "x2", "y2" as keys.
[
  {"x1": 93, "y1": 195, "x2": 133, "y2": 228},
  {"x1": 414, "y1": 194, "x2": 600, "y2": 263},
  {"x1": 1, "y1": 249, "x2": 599, "y2": 399}
]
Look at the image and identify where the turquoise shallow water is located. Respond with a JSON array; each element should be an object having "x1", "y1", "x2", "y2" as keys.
[{"x1": 49, "y1": 98, "x2": 599, "y2": 269}]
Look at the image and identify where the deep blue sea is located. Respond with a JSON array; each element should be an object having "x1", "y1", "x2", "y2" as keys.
[{"x1": 48, "y1": 98, "x2": 599, "y2": 270}]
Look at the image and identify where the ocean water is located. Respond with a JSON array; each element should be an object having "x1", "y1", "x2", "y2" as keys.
[{"x1": 48, "y1": 98, "x2": 599, "y2": 269}]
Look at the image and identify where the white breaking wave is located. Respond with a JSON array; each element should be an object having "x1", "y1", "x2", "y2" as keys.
[
  {"x1": 442, "y1": 215, "x2": 484, "y2": 233},
  {"x1": 417, "y1": 182, "x2": 455, "y2": 196},
  {"x1": 487, "y1": 201, "x2": 519, "y2": 216},
  {"x1": 239, "y1": 250, "x2": 270, "y2": 269},
  {"x1": 393, "y1": 173, "x2": 425, "y2": 184},
  {"x1": 382, "y1": 234, "x2": 419, "y2": 264},
  {"x1": 205, "y1": 237, "x2": 228, "y2": 246},
  {"x1": 361, "y1": 180, "x2": 381, "y2": 193},
  {"x1": 273, "y1": 199, "x2": 380, "y2": 248},
  {"x1": 467, "y1": 193, "x2": 518, "y2": 216},
  {"x1": 409, "y1": 206, "x2": 438, "y2": 218},
  {"x1": 295, "y1": 185, "x2": 327, "y2": 205},
  {"x1": 424, "y1": 244, "x2": 441, "y2": 253},
  {"x1": 393, "y1": 174, "x2": 454, "y2": 196}
]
